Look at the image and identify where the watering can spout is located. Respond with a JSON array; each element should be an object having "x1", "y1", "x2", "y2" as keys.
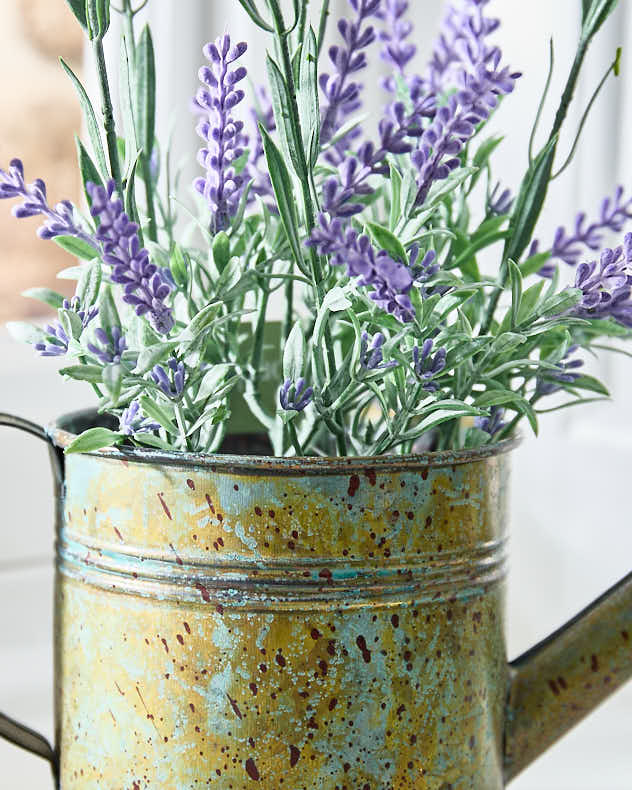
[{"x1": 503, "y1": 571, "x2": 632, "y2": 782}]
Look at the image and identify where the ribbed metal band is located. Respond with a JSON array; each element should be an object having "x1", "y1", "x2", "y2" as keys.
[{"x1": 57, "y1": 534, "x2": 507, "y2": 611}]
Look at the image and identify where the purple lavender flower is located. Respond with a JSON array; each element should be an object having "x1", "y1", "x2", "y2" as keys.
[
  {"x1": 488, "y1": 183, "x2": 513, "y2": 216},
  {"x1": 63, "y1": 296, "x2": 99, "y2": 328},
  {"x1": 195, "y1": 34, "x2": 248, "y2": 233},
  {"x1": 378, "y1": 0, "x2": 417, "y2": 78},
  {"x1": 87, "y1": 327, "x2": 127, "y2": 365},
  {"x1": 87, "y1": 180, "x2": 174, "y2": 336},
  {"x1": 151, "y1": 358, "x2": 186, "y2": 400},
  {"x1": 320, "y1": 0, "x2": 381, "y2": 145},
  {"x1": 427, "y1": 0, "x2": 501, "y2": 94},
  {"x1": 307, "y1": 213, "x2": 414, "y2": 321},
  {"x1": 535, "y1": 346, "x2": 584, "y2": 397},
  {"x1": 411, "y1": 339, "x2": 447, "y2": 391},
  {"x1": 571, "y1": 236, "x2": 632, "y2": 327},
  {"x1": 529, "y1": 187, "x2": 632, "y2": 278},
  {"x1": 412, "y1": 48, "x2": 520, "y2": 208},
  {"x1": 119, "y1": 400, "x2": 160, "y2": 436},
  {"x1": 474, "y1": 405, "x2": 505, "y2": 436},
  {"x1": 34, "y1": 322, "x2": 70, "y2": 357},
  {"x1": 0, "y1": 158, "x2": 96, "y2": 248},
  {"x1": 359, "y1": 331, "x2": 397, "y2": 371},
  {"x1": 279, "y1": 378, "x2": 314, "y2": 412}
]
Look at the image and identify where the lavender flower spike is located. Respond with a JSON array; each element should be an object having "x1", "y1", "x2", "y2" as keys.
[
  {"x1": 530, "y1": 186, "x2": 632, "y2": 278},
  {"x1": 152, "y1": 358, "x2": 186, "y2": 400},
  {"x1": 87, "y1": 326, "x2": 127, "y2": 365},
  {"x1": 320, "y1": 0, "x2": 381, "y2": 145},
  {"x1": 535, "y1": 346, "x2": 584, "y2": 397},
  {"x1": 0, "y1": 158, "x2": 96, "y2": 248},
  {"x1": 378, "y1": 0, "x2": 417, "y2": 78},
  {"x1": 411, "y1": 339, "x2": 447, "y2": 392},
  {"x1": 87, "y1": 180, "x2": 174, "y2": 336},
  {"x1": 195, "y1": 34, "x2": 248, "y2": 233},
  {"x1": 34, "y1": 323, "x2": 70, "y2": 358},
  {"x1": 572, "y1": 235, "x2": 632, "y2": 327},
  {"x1": 474, "y1": 406, "x2": 506, "y2": 437},
  {"x1": 359, "y1": 331, "x2": 397, "y2": 372},
  {"x1": 279, "y1": 379, "x2": 314, "y2": 412},
  {"x1": 119, "y1": 401, "x2": 160, "y2": 436},
  {"x1": 307, "y1": 213, "x2": 415, "y2": 322}
]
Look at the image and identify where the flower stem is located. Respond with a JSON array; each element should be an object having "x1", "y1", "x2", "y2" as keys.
[
  {"x1": 288, "y1": 421, "x2": 303, "y2": 456},
  {"x1": 317, "y1": 0, "x2": 330, "y2": 56},
  {"x1": 93, "y1": 39, "x2": 123, "y2": 192}
]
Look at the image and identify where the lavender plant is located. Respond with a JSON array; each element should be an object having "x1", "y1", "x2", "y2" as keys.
[{"x1": 1, "y1": 0, "x2": 628, "y2": 457}]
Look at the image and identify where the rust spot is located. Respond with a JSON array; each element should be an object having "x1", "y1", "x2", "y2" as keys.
[
  {"x1": 275, "y1": 652, "x2": 286, "y2": 668},
  {"x1": 591, "y1": 654, "x2": 599, "y2": 672},
  {"x1": 348, "y1": 474, "x2": 360, "y2": 497},
  {"x1": 114, "y1": 681, "x2": 125, "y2": 696},
  {"x1": 356, "y1": 635, "x2": 371, "y2": 663},
  {"x1": 310, "y1": 628, "x2": 321, "y2": 640},
  {"x1": 318, "y1": 660, "x2": 328, "y2": 676},
  {"x1": 421, "y1": 468, "x2": 428, "y2": 480},
  {"x1": 548, "y1": 679, "x2": 560, "y2": 696},
  {"x1": 216, "y1": 604, "x2": 224, "y2": 615},
  {"x1": 206, "y1": 494, "x2": 215, "y2": 513},
  {"x1": 391, "y1": 614, "x2": 399, "y2": 628},
  {"x1": 194, "y1": 582, "x2": 211, "y2": 603},
  {"x1": 160, "y1": 638, "x2": 169, "y2": 654},
  {"x1": 157, "y1": 492, "x2": 172, "y2": 520},
  {"x1": 622, "y1": 630, "x2": 629, "y2": 642},
  {"x1": 328, "y1": 697, "x2": 337, "y2": 711},
  {"x1": 364, "y1": 468, "x2": 377, "y2": 486},
  {"x1": 186, "y1": 478, "x2": 195, "y2": 490},
  {"x1": 113, "y1": 527, "x2": 124, "y2": 541},
  {"x1": 319, "y1": 568, "x2": 332, "y2": 580},
  {"x1": 289, "y1": 745, "x2": 300, "y2": 767},
  {"x1": 168, "y1": 543, "x2": 183, "y2": 565},
  {"x1": 557, "y1": 676, "x2": 568, "y2": 690},
  {"x1": 255, "y1": 506, "x2": 262, "y2": 516},
  {"x1": 184, "y1": 622, "x2": 191, "y2": 634},
  {"x1": 245, "y1": 758, "x2": 260, "y2": 781},
  {"x1": 176, "y1": 634, "x2": 184, "y2": 645},
  {"x1": 227, "y1": 694, "x2": 243, "y2": 720},
  {"x1": 249, "y1": 682, "x2": 258, "y2": 696},
  {"x1": 189, "y1": 702, "x2": 195, "y2": 712}
]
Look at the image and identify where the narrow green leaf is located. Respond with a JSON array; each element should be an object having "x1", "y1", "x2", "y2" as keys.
[
  {"x1": 103, "y1": 363, "x2": 123, "y2": 403},
  {"x1": 120, "y1": 35, "x2": 139, "y2": 176},
  {"x1": 60, "y1": 58, "x2": 108, "y2": 179},
  {"x1": 236, "y1": 0, "x2": 274, "y2": 31},
  {"x1": 99, "y1": 285, "x2": 121, "y2": 332},
  {"x1": 297, "y1": 27, "x2": 320, "y2": 167},
  {"x1": 389, "y1": 163, "x2": 403, "y2": 231},
  {"x1": 65, "y1": 428, "x2": 123, "y2": 455},
  {"x1": 519, "y1": 251, "x2": 551, "y2": 277},
  {"x1": 266, "y1": 55, "x2": 301, "y2": 176},
  {"x1": 260, "y1": 125, "x2": 304, "y2": 270},
  {"x1": 509, "y1": 259, "x2": 523, "y2": 328},
  {"x1": 133, "y1": 342, "x2": 179, "y2": 374},
  {"x1": 283, "y1": 322, "x2": 306, "y2": 382},
  {"x1": 365, "y1": 221, "x2": 407, "y2": 264},
  {"x1": 75, "y1": 136, "x2": 104, "y2": 197},
  {"x1": 76, "y1": 259, "x2": 102, "y2": 307},
  {"x1": 139, "y1": 394, "x2": 177, "y2": 435},
  {"x1": 212, "y1": 232, "x2": 231, "y2": 273},
  {"x1": 516, "y1": 280, "x2": 545, "y2": 325},
  {"x1": 22, "y1": 288, "x2": 64, "y2": 309},
  {"x1": 313, "y1": 287, "x2": 351, "y2": 346},
  {"x1": 135, "y1": 25, "x2": 156, "y2": 162},
  {"x1": 53, "y1": 235, "x2": 99, "y2": 260},
  {"x1": 59, "y1": 364, "x2": 104, "y2": 383},
  {"x1": 65, "y1": 0, "x2": 88, "y2": 28}
]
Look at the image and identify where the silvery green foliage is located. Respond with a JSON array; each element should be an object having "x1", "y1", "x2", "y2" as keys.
[{"x1": 1, "y1": 0, "x2": 628, "y2": 457}]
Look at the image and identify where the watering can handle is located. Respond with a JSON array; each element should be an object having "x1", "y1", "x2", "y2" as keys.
[{"x1": 0, "y1": 414, "x2": 58, "y2": 781}]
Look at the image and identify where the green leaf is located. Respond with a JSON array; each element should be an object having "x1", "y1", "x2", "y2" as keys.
[
  {"x1": 58, "y1": 307, "x2": 83, "y2": 341},
  {"x1": 103, "y1": 363, "x2": 123, "y2": 403},
  {"x1": 566, "y1": 374, "x2": 610, "y2": 396},
  {"x1": 135, "y1": 25, "x2": 156, "y2": 163},
  {"x1": 365, "y1": 221, "x2": 408, "y2": 264},
  {"x1": 53, "y1": 235, "x2": 99, "y2": 260},
  {"x1": 99, "y1": 285, "x2": 121, "y2": 332},
  {"x1": 516, "y1": 280, "x2": 545, "y2": 324},
  {"x1": 76, "y1": 259, "x2": 102, "y2": 307},
  {"x1": 236, "y1": 0, "x2": 274, "y2": 31},
  {"x1": 297, "y1": 27, "x2": 320, "y2": 167},
  {"x1": 59, "y1": 364, "x2": 104, "y2": 383},
  {"x1": 449, "y1": 230, "x2": 509, "y2": 272},
  {"x1": 260, "y1": 125, "x2": 304, "y2": 270},
  {"x1": 389, "y1": 163, "x2": 403, "y2": 231},
  {"x1": 85, "y1": 0, "x2": 110, "y2": 40},
  {"x1": 537, "y1": 287, "x2": 582, "y2": 317},
  {"x1": 313, "y1": 287, "x2": 351, "y2": 346},
  {"x1": 475, "y1": 390, "x2": 538, "y2": 435},
  {"x1": 133, "y1": 342, "x2": 179, "y2": 374},
  {"x1": 581, "y1": 0, "x2": 619, "y2": 39},
  {"x1": 519, "y1": 250, "x2": 551, "y2": 277},
  {"x1": 283, "y1": 322, "x2": 306, "y2": 382},
  {"x1": 138, "y1": 394, "x2": 177, "y2": 435},
  {"x1": 508, "y1": 259, "x2": 523, "y2": 329},
  {"x1": 266, "y1": 55, "x2": 301, "y2": 176},
  {"x1": 212, "y1": 232, "x2": 231, "y2": 273},
  {"x1": 180, "y1": 302, "x2": 222, "y2": 341},
  {"x1": 469, "y1": 135, "x2": 504, "y2": 191},
  {"x1": 65, "y1": 427, "x2": 123, "y2": 455},
  {"x1": 22, "y1": 288, "x2": 64, "y2": 309},
  {"x1": 196, "y1": 364, "x2": 232, "y2": 403},
  {"x1": 75, "y1": 136, "x2": 104, "y2": 197},
  {"x1": 120, "y1": 35, "x2": 139, "y2": 176},
  {"x1": 65, "y1": 0, "x2": 88, "y2": 28},
  {"x1": 60, "y1": 58, "x2": 108, "y2": 179},
  {"x1": 491, "y1": 332, "x2": 527, "y2": 354}
]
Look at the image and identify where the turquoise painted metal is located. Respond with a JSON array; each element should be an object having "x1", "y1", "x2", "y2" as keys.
[{"x1": 0, "y1": 409, "x2": 630, "y2": 789}]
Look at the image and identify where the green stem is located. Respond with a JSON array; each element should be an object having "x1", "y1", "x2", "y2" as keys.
[
  {"x1": 297, "y1": 0, "x2": 309, "y2": 46},
  {"x1": 93, "y1": 39, "x2": 122, "y2": 192},
  {"x1": 288, "y1": 421, "x2": 303, "y2": 456},
  {"x1": 283, "y1": 279, "x2": 293, "y2": 343},
  {"x1": 317, "y1": 0, "x2": 330, "y2": 56}
]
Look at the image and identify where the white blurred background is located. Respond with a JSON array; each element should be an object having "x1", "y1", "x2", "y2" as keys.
[{"x1": 1, "y1": 0, "x2": 631, "y2": 787}]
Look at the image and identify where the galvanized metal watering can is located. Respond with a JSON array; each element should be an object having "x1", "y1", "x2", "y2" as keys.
[{"x1": 1, "y1": 409, "x2": 631, "y2": 789}]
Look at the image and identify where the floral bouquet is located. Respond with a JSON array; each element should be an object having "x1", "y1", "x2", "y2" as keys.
[{"x1": 0, "y1": 0, "x2": 626, "y2": 457}]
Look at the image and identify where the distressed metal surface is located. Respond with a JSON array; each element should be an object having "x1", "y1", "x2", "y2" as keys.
[
  {"x1": 55, "y1": 438, "x2": 512, "y2": 789},
  {"x1": 504, "y1": 570, "x2": 632, "y2": 782}
]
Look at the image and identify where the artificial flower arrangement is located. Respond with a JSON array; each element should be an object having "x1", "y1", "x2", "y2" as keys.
[{"x1": 0, "y1": 0, "x2": 627, "y2": 458}]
